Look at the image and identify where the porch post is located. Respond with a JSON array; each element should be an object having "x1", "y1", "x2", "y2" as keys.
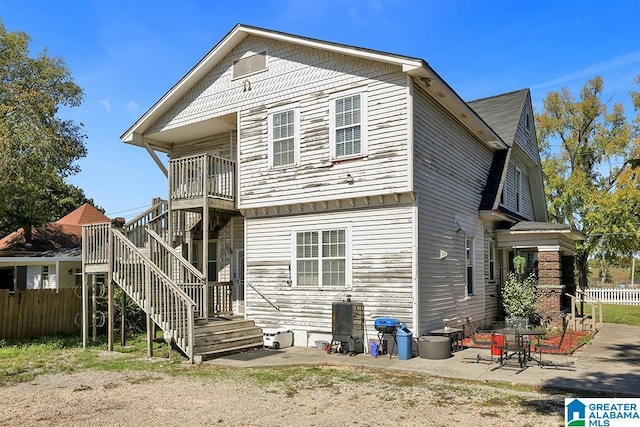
[
  {"x1": 81, "y1": 272, "x2": 88, "y2": 349},
  {"x1": 535, "y1": 249, "x2": 564, "y2": 328},
  {"x1": 202, "y1": 155, "x2": 209, "y2": 319}
]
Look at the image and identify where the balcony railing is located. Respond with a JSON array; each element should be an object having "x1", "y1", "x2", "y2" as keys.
[{"x1": 169, "y1": 154, "x2": 235, "y2": 202}]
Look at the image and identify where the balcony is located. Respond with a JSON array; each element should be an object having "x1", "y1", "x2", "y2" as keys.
[{"x1": 169, "y1": 154, "x2": 236, "y2": 212}]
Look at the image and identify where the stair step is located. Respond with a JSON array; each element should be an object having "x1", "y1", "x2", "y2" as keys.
[
  {"x1": 193, "y1": 333, "x2": 264, "y2": 355},
  {"x1": 194, "y1": 320, "x2": 258, "y2": 334},
  {"x1": 194, "y1": 326, "x2": 262, "y2": 341},
  {"x1": 195, "y1": 340, "x2": 265, "y2": 362}
]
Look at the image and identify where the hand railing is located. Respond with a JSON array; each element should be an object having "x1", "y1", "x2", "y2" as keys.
[
  {"x1": 169, "y1": 154, "x2": 235, "y2": 202},
  {"x1": 146, "y1": 228, "x2": 207, "y2": 319},
  {"x1": 82, "y1": 222, "x2": 111, "y2": 265},
  {"x1": 123, "y1": 199, "x2": 168, "y2": 248},
  {"x1": 111, "y1": 228, "x2": 195, "y2": 361}
]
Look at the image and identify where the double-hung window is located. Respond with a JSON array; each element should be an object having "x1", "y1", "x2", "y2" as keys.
[
  {"x1": 330, "y1": 91, "x2": 367, "y2": 160},
  {"x1": 268, "y1": 106, "x2": 299, "y2": 168},
  {"x1": 515, "y1": 166, "x2": 522, "y2": 213},
  {"x1": 466, "y1": 236, "x2": 474, "y2": 296},
  {"x1": 295, "y1": 228, "x2": 348, "y2": 287},
  {"x1": 488, "y1": 240, "x2": 495, "y2": 282}
]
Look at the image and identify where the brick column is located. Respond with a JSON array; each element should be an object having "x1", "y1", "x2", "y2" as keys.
[
  {"x1": 535, "y1": 251, "x2": 564, "y2": 327},
  {"x1": 561, "y1": 255, "x2": 576, "y2": 308}
]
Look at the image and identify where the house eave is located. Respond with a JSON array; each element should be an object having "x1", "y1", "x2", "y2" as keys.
[{"x1": 121, "y1": 24, "x2": 507, "y2": 152}]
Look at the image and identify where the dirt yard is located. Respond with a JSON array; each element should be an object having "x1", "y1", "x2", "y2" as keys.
[{"x1": 0, "y1": 365, "x2": 564, "y2": 426}]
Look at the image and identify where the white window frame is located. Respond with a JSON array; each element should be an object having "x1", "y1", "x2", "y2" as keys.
[
  {"x1": 329, "y1": 89, "x2": 368, "y2": 161},
  {"x1": 466, "y1": 236, "x2": 474, "y2": 296},
  {"x1": 41, "y1": 265, "x2": 49, "y2": 289},
  {"x1": 268, "y1": 104, "x2": 300, "y2": 168},
  {"x1": 488, "y1": 240, "x2": 495, "y2": 282},
  {"x1": 515, "y1": 166, "x2": 522, "y2": 213},
  {"x1": 291, "y1": 225, "x2": 352, "y2": 288}
]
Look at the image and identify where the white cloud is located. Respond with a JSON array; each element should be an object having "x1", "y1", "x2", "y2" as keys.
[
  {"x1": 99, "y1": 99, "x2": 112, "y2": 112},
  {"x1": 532, "y1": 51, "x2": 640, "y2": 90},
  {"x1": 125, "y1": 100, "x2": 138, "y2": 114}
]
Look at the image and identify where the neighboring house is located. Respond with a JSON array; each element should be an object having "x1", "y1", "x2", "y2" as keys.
[
  {"x1": 82, "y1": 25, "x2": 583, "y2": 361},
  {"x1": 0, "y1": 204, "x2": 109, "y2": 291}
]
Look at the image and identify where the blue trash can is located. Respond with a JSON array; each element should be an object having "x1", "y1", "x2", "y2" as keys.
[{"x1": 396, "y1": 324, "x2": 413, "y2": 360}]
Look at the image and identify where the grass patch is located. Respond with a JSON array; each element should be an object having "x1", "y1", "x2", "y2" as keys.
[{"x1": 602, "y1": 304, "x2": 640, "y2": 326}]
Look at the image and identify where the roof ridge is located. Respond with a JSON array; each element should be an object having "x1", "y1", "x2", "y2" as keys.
[{"x1": 467, "y1": 88, "x2": 529, "y2": 104}]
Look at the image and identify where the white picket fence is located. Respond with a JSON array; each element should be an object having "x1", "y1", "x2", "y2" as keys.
[{"x1": 579, "y1": 288, "x2": 640, "y2": 306}]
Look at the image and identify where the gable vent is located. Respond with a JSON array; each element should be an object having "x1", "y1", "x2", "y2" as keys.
[{"x1": 233, "y1": 51, "x2": 267, "y2": 79}]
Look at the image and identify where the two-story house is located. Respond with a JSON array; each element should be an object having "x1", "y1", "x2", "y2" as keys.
[{"x1": 82, "y1": 25, "x2": 583, "y2": 362}]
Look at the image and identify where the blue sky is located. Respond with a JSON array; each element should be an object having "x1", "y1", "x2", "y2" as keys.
[{"x1": 1, "y1": 1, "x2": 639, "y2": 220}]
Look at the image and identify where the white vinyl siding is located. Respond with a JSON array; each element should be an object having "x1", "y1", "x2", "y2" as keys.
[
  {"x1": 268, "y1": 106, "x2": 299, "y2": 168},
  {"x1": 211, "y1": 37, "x2": 408, "y2": 209},
  {"x1": 413, "y1": 84, "x2": 492, "y2": 334},
  {"x1": 245, "y1": 205, "x2": 414, "y2": 335}
]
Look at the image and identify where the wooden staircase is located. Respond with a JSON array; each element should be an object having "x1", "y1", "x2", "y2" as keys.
[
  {"x1": 84, "y1": 202, "x2": 264, "y2": 363},
  {"x1": 192, "y1": 318, "x2": 264, "y2": 363}
]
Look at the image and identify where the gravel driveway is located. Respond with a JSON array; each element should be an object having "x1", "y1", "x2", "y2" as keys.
[{"x1": 0, "y1": 366, "x2": 564, "y2": 426}]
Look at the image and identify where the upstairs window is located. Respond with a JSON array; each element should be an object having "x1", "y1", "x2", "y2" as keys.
[
  {"x1": 515, "y1": 167, "x2": 522, "y2": 213},
  {"x1": 330, "y1": 91, "x2": 367, "y2": 160},
  {"x1": 268, "y1": 106, "x2": 299, "y2": 168}
]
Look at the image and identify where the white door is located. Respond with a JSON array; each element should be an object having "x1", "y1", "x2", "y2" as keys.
[
  {"x1": 192, "y1": 240, "x2": 218, "y2": 282},
  {"x1": 234, "y1": 249, "x2": 245, "y2": 314}
]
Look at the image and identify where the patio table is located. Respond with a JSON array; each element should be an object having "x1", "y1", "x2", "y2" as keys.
[{"x1": 430, "y1": 327, "x2": 464, "y2": 352}]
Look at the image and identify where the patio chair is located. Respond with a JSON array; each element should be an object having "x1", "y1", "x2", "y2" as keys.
[
  {"x1": 533, "y1": 318, "x2": 575, "y2": 369},
  {"x1": 465, "y1": 317, "x2": 492, "y2": 347},
  {"x1": 491, "y1": 330, "x2": 529, "y2": 373},
  {"x1": 465, "y1": 317, "x2": 495, "y2": 363}
]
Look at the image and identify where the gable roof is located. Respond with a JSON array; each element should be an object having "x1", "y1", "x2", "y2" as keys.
[
  {"x1": 0, "y1": 203, "x2": 109, "y2": 254},
  {"x1": 468, "y1": 89, "x2": 530, "y2": 147},
  {"x1": 121, "y1": 24, "x2": 506, "y2": 151}
]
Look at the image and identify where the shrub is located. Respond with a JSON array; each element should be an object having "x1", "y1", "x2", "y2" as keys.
[{"x1": 501, "y1": 255, "x2": 537, "y2": 321}]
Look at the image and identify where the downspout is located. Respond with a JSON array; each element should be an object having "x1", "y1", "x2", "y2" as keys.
[{"x1": 408, "y1": 76, "x2": 420, "y2": 334}]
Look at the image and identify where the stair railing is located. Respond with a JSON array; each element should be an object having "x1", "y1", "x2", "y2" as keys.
[
  {"x1": 567, "y1": 292, "x2": 603, "y2": 331},
  {"x1": 123, "y1": 199, "x2": 168, "y2": 248},
  {"x1": 82, "y1": 222, "x2": 111, "y2": 265},
  {"x1": 146, "y1": 228, "x2": 207, "y2": 319},
  {"x1": 576, "y1": 289, "x2": 604, "y2": 331},
  {"x1": 111, "y1": 228, "x2": 195, "y2": 361}
]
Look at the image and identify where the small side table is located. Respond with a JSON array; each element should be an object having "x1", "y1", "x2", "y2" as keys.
[{"x1": 430, "y1": 328, "x2": 464, "y2": 352}]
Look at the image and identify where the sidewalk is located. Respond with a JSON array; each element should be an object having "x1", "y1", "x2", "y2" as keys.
[{"x1": 206, "y1": 323, "x2": 640, "y2": 397}]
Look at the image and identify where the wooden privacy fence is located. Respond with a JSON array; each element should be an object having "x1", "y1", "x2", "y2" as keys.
[
  {"x1": 0, "y1": 289, "x2": 81, "y2": 340},
  {"x1": 580, "y1": 288, "x2": 640, "y2": 306}
]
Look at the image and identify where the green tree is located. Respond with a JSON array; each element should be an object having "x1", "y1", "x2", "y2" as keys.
[
  {"x1": 536, "y1": 76, "x2": 640, "y2": 289},
  {"x1": 0, "y1": 21, "x2": 88, "y2": 237}
]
